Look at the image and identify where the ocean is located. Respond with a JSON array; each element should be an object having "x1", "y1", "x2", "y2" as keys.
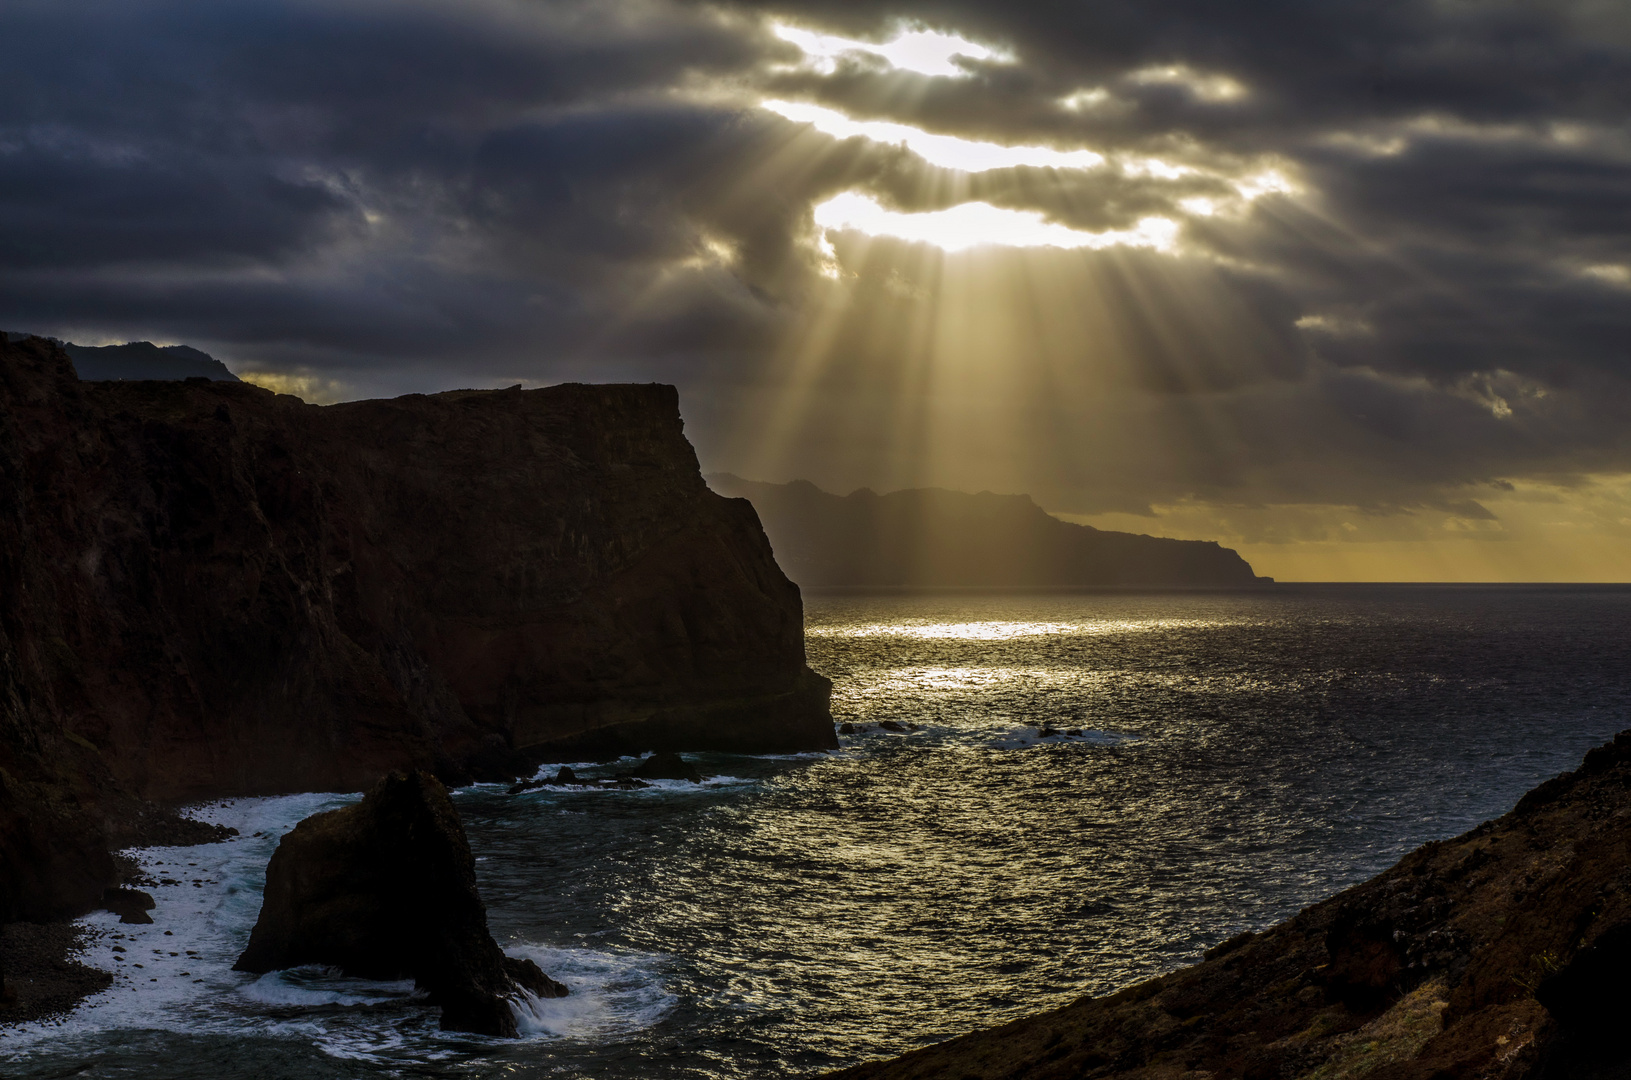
[{"x1": 4, "y1": 585, "x2": 1628, "y2": 1078}]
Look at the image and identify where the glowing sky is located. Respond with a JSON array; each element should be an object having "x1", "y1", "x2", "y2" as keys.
[
  {"x1": 2, "y1": 0, "x2": 1630, "y2": 580},
  {"x1": 811, "y1": 193, "x2": 1179, "y2": 253},
  {"x1": 759, "y1": 99, "x2": 1107, "y2": 174}
]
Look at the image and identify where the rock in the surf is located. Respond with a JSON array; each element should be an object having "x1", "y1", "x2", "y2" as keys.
[
  {"x1": 100, "y1": 888, "x2": 154, "y2": 925},
  {"x1": 632, "y1": 751, "x2": 703, "y2": 782},
  {"x1": 233, "y1": 771, "x2": 564, "y2": 1036}
]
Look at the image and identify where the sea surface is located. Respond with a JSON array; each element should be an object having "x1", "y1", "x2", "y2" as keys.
[{"x1": 5, "y1": 585, "x2": 1629, "y2": 1078}]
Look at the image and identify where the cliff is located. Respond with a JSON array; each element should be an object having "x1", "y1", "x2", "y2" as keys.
[
  {"x1": 0, "y1": 335, "x2": 831, "y2": 922},
  {"x1": 829, "y1": 730, "x2": 1631, "y2": 1080},
  {"x1": 706, "y1": 475, "x2": 1269, "y2": 588}
]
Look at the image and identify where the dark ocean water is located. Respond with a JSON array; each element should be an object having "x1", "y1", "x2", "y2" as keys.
[{"x1": 6, "y1": 585, "x2": 1629, "y2": 1078}]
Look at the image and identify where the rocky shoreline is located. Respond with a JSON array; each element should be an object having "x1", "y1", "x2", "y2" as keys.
[
  {"x1": 0, "y1": 921, "x2": 112, "y2": 1024},
  {"x1": 826, "y1": 729, "x2": 1631, "y2": 1080},
  {"x1": 1, "y1": 332, "x2": 832, "y2": 932},
  {"x1": 8, "y1": 732, "x2": 1631, "y2": 1062},
  {"x1": 0, "y1": 804, "x2": 237, "y2": 1025}
]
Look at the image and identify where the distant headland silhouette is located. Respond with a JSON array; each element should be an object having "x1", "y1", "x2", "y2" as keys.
[{"x1": 707, "y1": 474, "x2": 1271, "y2": 588}]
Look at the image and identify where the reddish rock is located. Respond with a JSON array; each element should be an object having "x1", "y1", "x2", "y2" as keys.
[
  {"x1": 234, "y1": 771, "x2": 563, "y2": 1036},
  {"x1": 0, "y1": 334, "x2": 832, "y2": 921}
]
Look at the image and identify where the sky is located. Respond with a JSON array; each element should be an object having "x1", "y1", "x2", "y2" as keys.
[{"x1": 2, "y1": 0, "x2": 1629, "y2": 581}]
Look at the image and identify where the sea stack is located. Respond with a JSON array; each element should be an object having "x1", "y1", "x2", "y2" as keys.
[{"x1": 234, "y1": 771, "x2": 563, "y2": 1037}]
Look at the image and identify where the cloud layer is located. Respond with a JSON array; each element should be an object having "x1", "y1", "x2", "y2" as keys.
[{"x1": 2, "y1": 0, "x2": 1628, "y2": 570}]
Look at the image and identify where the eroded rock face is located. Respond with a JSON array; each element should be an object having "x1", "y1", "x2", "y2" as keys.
[
  {"x1": 234, "y1": 771, "x2": 563, "y2": 1036},
  {"x1": 828, "y1": 730, "x2": 1631, "y2": 1080},
  {"x1": 0, "y1": 334, "x2": 832, "y2": 919}
]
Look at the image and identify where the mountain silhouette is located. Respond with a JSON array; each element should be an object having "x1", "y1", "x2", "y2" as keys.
[{"x1": 707, "y1": 475, "x2": 1270, "y2": 588}]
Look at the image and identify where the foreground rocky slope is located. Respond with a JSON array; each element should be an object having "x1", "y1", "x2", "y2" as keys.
[
  {"x1": 0, "y1": 334, "x2": 831, "y2": 923},
  {"x1": 236, "y1": 771, "x2": 564, "y2": 1036},
  {"x1": 829, "y1": 731, "x2": 1631, "y2": 1080},
  {"x1": 708, "y1": 475, "x2": 1269, "y2": 588}
]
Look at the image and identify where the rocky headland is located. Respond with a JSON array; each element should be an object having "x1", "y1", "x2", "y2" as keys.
[
  {"x1": 61, "y1": 340, "x2": 242, "y2": 383},
  {"x1": 235, "y1": 770, "x2": 564, "y2": 1037},
  {"x1": 706, "y1": 475, "x2": 1269, "y2": 588},
  {"x1": 0, "y1": 333, "x2": 832, "y2": 929},
  {"x1": 828, "y1": 730, "x2": 1631, "y2": 1080}
]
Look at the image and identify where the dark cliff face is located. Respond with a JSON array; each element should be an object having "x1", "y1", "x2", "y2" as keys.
[
  {"x1": 0, "y1": 335, "x2": 831, "y2": 920},
  {"x1": 706, "y1": 475, "x2": 1269, "y2": 588},
  {"x1": 829, "y1": 730, "x2": 1631, "y2": 1080}
]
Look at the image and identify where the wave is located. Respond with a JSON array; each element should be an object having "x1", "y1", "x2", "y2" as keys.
[
  {"x1": 239, "y1": 967, "x2": 422, "y2": 1009},
  {"x1": 505, "y1": 944, "x2": 674, "y2": 1040}
]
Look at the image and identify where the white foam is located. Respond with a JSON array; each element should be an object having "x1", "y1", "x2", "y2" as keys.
[
  {"x1": 519, "y1": 757, "x2": 645, "y2": 783},
  {"x1": 504, "y1": 944, "x2": 674, "y2": 1041},
  {"x1": 0, "y1": 791, "x2": 400, "y2": 1058},
  {"x1": 0, "y1": 790, "x2": 674, "y2": 1067},
  {"x1": 239, "y1": 967, "x2": 421, "y2": 1008},
  {"x1": 505, "y1": 773, "x2": 759, "y2": 797}
]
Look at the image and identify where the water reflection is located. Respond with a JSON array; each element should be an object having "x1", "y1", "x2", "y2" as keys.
[{"x1": 7, "y1": 587, "x2": 1630, "y2": 1080}]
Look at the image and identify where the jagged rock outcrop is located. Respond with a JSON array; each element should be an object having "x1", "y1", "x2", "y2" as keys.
[
  {"x1": 828, "y1": 730, "x2": 1631, "y2": 1080},
  {"x1": 234, "y1": 771, "x2": 563, "y2": 1036},
  {"x1": 0, "y1": 334, "x2": 832, "y2": 921},
  {"x1": 707, "y1": 475, "x2": 1270, "y2": 587}
]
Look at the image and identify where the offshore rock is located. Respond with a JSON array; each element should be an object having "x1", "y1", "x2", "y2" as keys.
[
  {"x1": 234, "y1": 771, "x2": 564, "y2": 1036},
  {"x1": 100, "y1": 888, "x2": 155, "y2": 925},
  {"x1": 829, "y1": 730, "x2": 1631, "y2": 1080},
  {"x1": 632, "y1": 751, "x2": 703, "y2": 782},
  {"x1": 0, "y1": 334, "x2": 832, "y2": 921}
]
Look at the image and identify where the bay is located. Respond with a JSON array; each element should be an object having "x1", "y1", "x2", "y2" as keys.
[{"x1": 5, "y1": 585, "x2": 1628, "y2": 1078}]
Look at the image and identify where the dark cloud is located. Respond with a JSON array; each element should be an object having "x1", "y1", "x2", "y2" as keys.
[{"x1": 0, "y1": 0, "x2": 1628, "y2": 525}]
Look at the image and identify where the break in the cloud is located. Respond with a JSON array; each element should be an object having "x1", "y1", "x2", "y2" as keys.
[{"x1": 1, "y1": 0, "x2": 1629, "y2": 578}]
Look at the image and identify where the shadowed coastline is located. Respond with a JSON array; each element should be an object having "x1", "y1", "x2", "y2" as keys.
[
  {"x1": 0, "y1": 333, "x2": 831, "y2": 934},
  {"x1": 708, "y1": 475, "x2": 1270, "y2": 589}
]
